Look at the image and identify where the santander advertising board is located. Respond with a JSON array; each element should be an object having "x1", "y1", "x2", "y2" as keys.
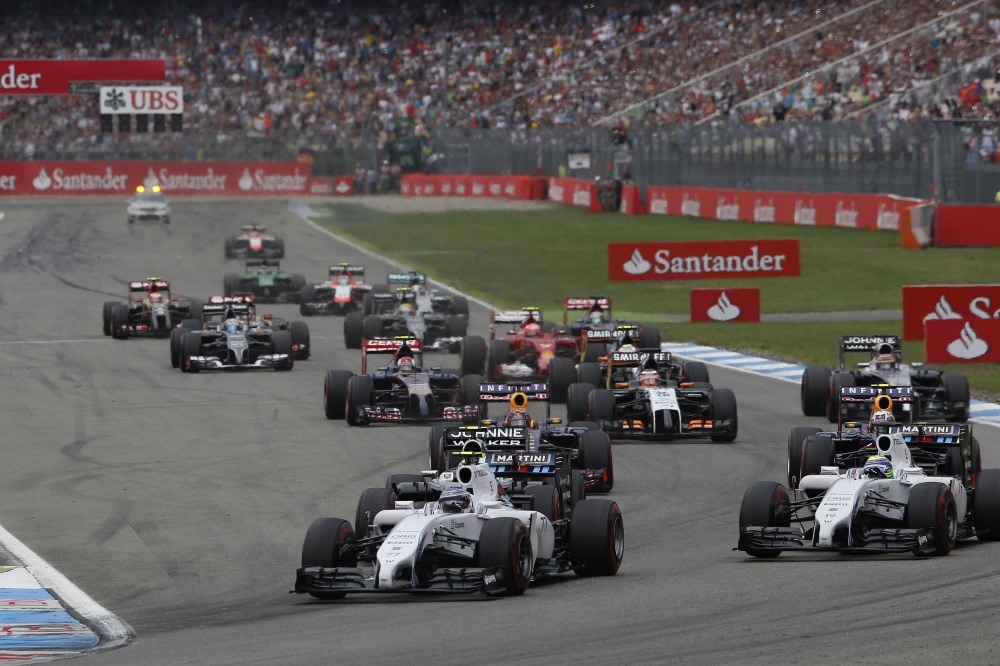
[{"x1": 608, "y1": 239, "x2": 800, "y2": 281}]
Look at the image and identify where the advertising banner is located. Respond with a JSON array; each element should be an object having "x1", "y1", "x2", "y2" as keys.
[
  {"x1": 98, "y1": 85, "x2": 184, "y2": 114},
  {"x1": 608, "y1": 239, "x2": 800, "y2": 281},
  {"x1": 332, "y1": 176, "x2": 353, "y2": 196},
  {"x1": 925, "y1": 318, "x2": 1000, "y2": 363},
  {"x1": 0, "y1": 60, "x2": 165, "y2": 95},
  {"x1": 935, "y1": 205, "x2": 1000, "y2": 247},
  {"x1": 690, "y1": 288, "x2": 761, "y2": 322},
  {"x1": 902, "y1": 284, "x2": 1000, "y2": 340}
]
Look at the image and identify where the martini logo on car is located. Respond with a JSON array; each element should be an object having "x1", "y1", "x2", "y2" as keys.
[
  {"x1": 609, "y1": 240, "x2": 799, "y2": 281},
  {"x1": 488, "y1": 453, "x2": 552, "y2": 465}
]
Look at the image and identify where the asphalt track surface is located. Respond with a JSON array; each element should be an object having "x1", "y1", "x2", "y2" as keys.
[{"x1": 1, "y1": 199, "x2": 999, "y2": 665}]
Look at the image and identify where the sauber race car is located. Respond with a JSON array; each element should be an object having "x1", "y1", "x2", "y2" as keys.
[
  {"x1": 738, "y1": 422, "x2": 1000, "y2": 557},
  {"x1": 458, "y1": 308, "x2": 579, "y2": 404},
  {"x1": 175, "y1": 301, "x2": 294, "y2": 373},
  {"x1": 299, "y1": 263, "x2": 377, "y2": 316},
  {"x1": 565, "y1": 347, "x2": 737, "y2": 442},
  {"x1": 343, "y1": 287, "x2": 467, "y2": 351},
  {"x1": 427, "y1": 382, "x2": 614, "y2": 492},
  {"x1": 224, "y1": 224, "x2": 285, "y2": 259},
  {"x1": 564, "y1": 296, "x2": 661, "y2": 362},
  {"x1": 126, "y1": 185, "x2": 170, "y2": 224},
  {"x1": 323, "y1": 337, "x2": 479, "y2": 426},
  {"x1": 801, "y1": 334, "x2": 970, "y2": 423},
  {"x1": 293, "y1": 462, "x2": 623, "y2": 598},
  {"x1": 103, "y1": 278, "x2": 201, "y2": 340},
  {"x1": 223, "y1": 258, "x2": 306, "y2": 303}
]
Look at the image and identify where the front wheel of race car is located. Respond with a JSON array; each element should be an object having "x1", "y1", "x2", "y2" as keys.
[
  {"x1": 446, "y1": 314, "x2": 467, "y2": 338},
  {"x1": 362, "y1": 314, "x2": 383, "y2": 340},
  {"x1": 223, "y1": 236, "x2": 238, "y2": 259},
  {"x1": 801, "y1": 366, "x2": 831, "y2": 417},
  {"x1": 460, "y1": 336, "x2": 487, "y2": 376},
  {"x1": 738, "y1": 481, "x2": 790, "y2": 558},
  {"x1": 289, "y1": 274, "x2": 306, "y2": 303},
  {"x1": 299, "y1": 284, "x2": 316, "y2": 315},
  {"x1": 355, "y1": 487, "x2": 397, "y2": 546},
  {"x1": 787, "y1": 426, "x2": 822, "y2": 488},
  {"x1": 567, "y1": 383, "x2": 595, "y2": 424},
  {"x1": 487, "y1": 340, "x2": 510, "y2": 379},
  {"x1": 324, "y1": 370, "x2": 353, "y2": 420},
  {"x1": 272, "y1": 237, "x2": 285, "y2": 258},
  {"x1": 974, "y1": 468, "x2": 1000, "y2": 541},
  {"x1": 709, "y1": 388, "x2": 738, "y2": 442},
  {"x1": 346, "y1": 375, "x2": 374, "y2": 426},
  {"x1": 459, "y1": 374, "x2": 485, "y2": 409},
  {"x1": 942, "y1": 372, "x2": 971, "y2": 421},
  {"x1": 271, "y1": 330, "x2": 294, "y2": 371},
  {"x1": 343, "y1": 311, "x2": 364, "y2": 349},
  {"x1": 800, "y1": 436, "x2": 835, "y2": 495},
  {"x1": 570, "y1": 499, "x2": 624, "y2": 576},
  {"x1": 640, "y1": 324, "x2": 661, "y2": 351},
  {"x1": 588, "y1": 389, "x2": 616, "y2": 423},
  {"x1": 300, "y1": 517, "x2": 357, "y2": 599},
  {"x1": 576, "y1": 362, "x2": 601, "y2": 388},
  {"x1": 548, "y1": 356, "x2": 575, "y2": 404},
  {"x1": 579, "y1": 430, "x2": 614, "y2": 492},
  {"x1": 477, "y1": 517, "x2": 533, "y2": 596},
  {"x1": 450, "y1": 295, "x2": 469, "y2": 319},
  {"x1": 289, "y1": 321, "x2": 311, "y2": 360},
  {"x1": 906, "y1": 483, "x2": 958, "y2": 555}
]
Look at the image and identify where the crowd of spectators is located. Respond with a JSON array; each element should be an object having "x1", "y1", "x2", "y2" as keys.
[{"x1": 1, "y1": 0, "x2": 999, "y2": 163}]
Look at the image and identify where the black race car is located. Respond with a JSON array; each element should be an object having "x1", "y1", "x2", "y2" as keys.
[
  {"x1": 343, "y1": 287, "x2": 467, "y2": 351},
  {"x1": 103, "y1": 278, "x2": 201, "y2": 340},
  {"x1": 563, "y1": 296, "x2": 661, "y2": 362},
  {"x1": 224, "y1": 224, "x2": 284, "y2": 259},
  {"x1": 174, "y1": 301, "x2": 294, "y2": 372}
]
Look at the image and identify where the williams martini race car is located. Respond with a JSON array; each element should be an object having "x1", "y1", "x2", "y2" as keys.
[
  {"x1": 126, "y1": 185, "x2": 170, "y2": 224},
  {"x1": 223, "y1": 258, "x2": 306, "y2": 303},
  {"x1": 800, "y1": 334, "x2": 970, "y2": 423},
  {"x1": 224, "y1": 224, "x2": 284, "y2": 259},
  {"x1": 103, "y1": 278, "x2": 201, "y2": 340},
  {"x1": 299, "y1": 263, "x2": 376, "y2": 316},
  {"x1": 565, "y1": 347, "x2": 737, "y2": 442},
  {"x1": 564, "y1": 296, "x2": 661, "y2": 362},
  {"x1": 738, "y1": 422, "x2": 1000, "y2": 557},
  {"x1": 293, "y1": 461, "x2": 623, "y2": 598},
  {"x1": 174, "y1": 300, "x2": 294, "y2": 372},
  {"x1": 343, "y1": 287, "x2": 467, "y2": 351},
  {"x1": 323, "y1": 336, "x2": 480, "y2": 426}
]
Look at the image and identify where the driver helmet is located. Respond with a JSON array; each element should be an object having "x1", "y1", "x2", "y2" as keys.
[
  {"x1": 504, "y1": 408, "x2": 529, "y2": 429},
  {"x1": 522, "y1": 322, "x2": 541, "y2": 338},
  {"x1": 873, "y1": 353, "x2": 897, "y2": 373},
  {"x1": 399, "y1": 303, "x2": 415, "y2": 312},
  {"x1": 149, "y1": 292, "x2": 163, "y2": 304},
  {"x1": 861, "y1": 455, "x2": 894, "y2": 479},
  {"x1": 618, "y1": 343, "x2": 637, "y2": 353},
  {"x1": 639, "y1": 369, "x2": 660, "y2": 387},
  {"x1": 589, "y1": 310, "x2": 605, "y2": 326},
  {"x1": 224, "y1": 318, "x2": 241, "y2": 334},
  {"x1": 397, "y1": 356, "x2": 415, "y2": 374},
  {"x1": 439, "y1": 487, "x2": 473, "y2": 513},
  {"x1": 869, "y1": 409, "x2": 895, "y2": 428},
  {"x1": 337, "y1": 275, "x2": 350, "y2": 286}
]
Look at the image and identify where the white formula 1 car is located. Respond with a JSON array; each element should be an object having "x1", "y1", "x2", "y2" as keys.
[
  {"x1": 738, "y1": 423, "x2": 1000, "y2": 557},
  {"x1": 293, "y1": 462, "x2": 623, "y2": 598}
]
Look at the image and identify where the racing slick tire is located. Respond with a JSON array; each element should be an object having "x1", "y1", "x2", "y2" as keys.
[
  {"x1": 324, "y1": 370, "x2": 353, "y2": 420},
  {"x1": 523, "y1": 484, "x2": 562, "y2": 523},
  {"x1": 180, "y1": 318, "x2": 203, "y2": 331},
  {"x1": 477, "y1": 517, "x2": 533, "y2": 596},
  {"x1": 450, "y1": 295, "x2": 469, "y2": 319},
  {"x1": 801, "y1": 366, "x2": 831, "y2": 417},
  {"x1": 548, "y1": 357, "x2": 576, "y2": 404},
  {"x1": 298, "y1": 284, "x2": 316, "y2": 315},
  {"x1": 906, "y1": 483, "x2": 959, "y2": 555},
  {"x1": 272, "y1": 237, "x2": 285, "y2": 258},
  {"x1": 787, "y1": 426, "x2": 823, "y2": 488},
  {"x1": 709, "y1": 388, "x2": 738, "y2": 442},
  {"x1": 583, "y1": 342, "x2": 604, "y2": 363},
  {"x1": 385, "y1": 474, "x2": 424, "y2": 494},
  {"x1": 576, "y1": 362, "x2": 602, "y2": 388},
  {"x1": 169, "y1": 327, "x2": 185, "y2": 368},
  {"x1": 110, "y1": 304, "x2": 131, "y2": 340},
  {"x1": 640, "y1": 325, "x2": 661, "y2": 350},
  {"x1": 579, "y1": 430, "x2": 614, "y2": 492},
  {"x1": 289, "y1": 275, "x2": 306, "y2": 303},
  {"x1": 446, "y1": 314, "x2": 467, "y2": 338},
  {"x1": 570, "y1": 499, "x2": 624, "y2": 576},
  {"x1": 428, "y1": 424, "x2": 449, "y2": 472},
  {"x1": 567, "y1": 383, "x2": 596, "y2": 424},
  {"x1": 224, "y1": 236, "x2": 238, "y2": 259},
  {"x1": 973, "y1": 468, "x2": 1000, "y2": 541},
  {"x1": 102, "y1": 301, "x2": 117, "y2": 336},
  {"x1": 300, "y1": 518, "x2": 357, "y2": 600},
  {"x1": 588, "y1": 389, "x2": 616, "y2": 423},
  {"x1": 800, "y1": 436, "x2": 835, "y2": 495},
  {"x1": 289, "y1": 321, "x2": 311, "y2": 360},
  {"x1": 568, "y1": 421, "x2": 600, "y2": 432},
  {"x1": 355, "y1": 487, "x2": 397, "y2": 545},
  {"x1": 682, "y1": 361, "x2": 710, "y2": 384},
  {"x1": 346, "y1": 375, "x2": 374, "y2": 426},
  {"x1": 827, "y1": 372, "x2": 855, "y2": 423},
  {"x1": 362, "y1": 315, "x2": 383, "y2": 341},
  {"x1": 945, "y1": 435, "x2": 983, "y2": 480},
  {"x1": 343, "y1": 311, "x2": 364, "y2": 350},
  {"x1": 271, "y1": 330, "x2": 294, "y2": 371},
  {"x1": 459, "y1": 373, "x2": 485, "y2": 409},
  {"x1": 570, "y1": 470, "x2": 587, "y2": 508},
  {"x1": 223, "y1": 273, "x2": 241, "y2": 297},
  {"x1": 181, "y1": 332, "x2": 202, "y2": 373},
  {"x1": 487, "y1": 340, "x2": 510, "y2": 380},
  {"x1": 361, "y1": 291, "x2": 375, "y2": 316},
  {"x1": 460, "y1": 336, "x2": 488, "y2": 376},
  {"x1": 942, "y1": 372, "x2": 971, "y2": 421},
  {"x1": 738, "y1": 481, "x2": 791, "y2": 558}
]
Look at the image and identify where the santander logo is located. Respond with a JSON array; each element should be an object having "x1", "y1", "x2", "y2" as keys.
[
  {"x1": 716, "y1": 197, "x2": 739, "y2": 220},
  {"x1": 649, "y1": 198, "x2": 668, "y2": 215},
  {"x1": 707, "y1": 292, "x2": 741, "y2": 321},
  {"x1": 793, "y1": 200, "x2": 816, "y2": 226},
  {"x1": 681, "y1": 194, "x2": 700, "y2": 217},
  {"x1": 622, "y1": 249, "x2": 652, "y2": 275},
  {"x1": 876, "y1": 203, "x2": 900, "y2": 231},
  {"x1": 33, "y1": 168, "x2": 52, "y2": 190},
  {"x1": 923, "y1": 296, "x2": 962, "y2": 323},
  {"x1": 835, "y1": 201, "x2": 858, "y2": 228},
  {"x1": 947, "y1": 322, "x2": 990, "y2": 359},
  {"x1": 753, "y1": 199, "x2": 775, "y2": 223}
]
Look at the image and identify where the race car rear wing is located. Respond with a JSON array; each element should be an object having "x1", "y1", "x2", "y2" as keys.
[
  {"x1": 201, "y1": 302, "x2": 253, "y2": 322},
  {"x1": 875, "y1": 422, "x2": 974, "y2": 487},
  {"x1": 245, "y1": 257, "x2": 280, "y2": 268},
  {"x1": 606, "y1": 350, "x2": 671, "y2": 366},
  {"x1": 490, "y1": 308, "x2": 542, "y2": 327},
  {"x1": 563, "y1": 296, "x2": 612, "y2": 324},
  {"x1": 329, "y1": 264, "x2": 365, "y2": 279},
  {"x1": 388, "y1": 271, "x2": 427, "y2": 286},
  {"x1": 838, "y1": 334, "x2": 901, "y2": 369},
  {"x1": 207, "y1": 295, "x2": 255, "y2": 304},
  {"x1": 240, "y1": 224, "x2": 265, "y2": 232},
  {"x1": 361, "y1": 336, "x2": 422, "y2": 373},
  {"x1": 477, "y1": 382, "x2": 552, "y2": 420},
  {"x1": 128, "y1": 279, "x2": 170, "y2": 292}
]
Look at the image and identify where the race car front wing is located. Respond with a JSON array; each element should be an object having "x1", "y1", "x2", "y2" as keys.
[
  {"x1": 293, "y1": 565, "x2": 508, "y2": 596},
  {"x1": 737, "y1": 526, "x2": 937, "y2": 555}
]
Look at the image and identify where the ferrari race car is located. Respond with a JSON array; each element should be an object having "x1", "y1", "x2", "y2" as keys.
[
  {"x1": 343, "y1": 287, "x2": 467, "y2": 352},
  {"x1": 458, "y1": 308, "x2": 579, "y2": 404},
  {"x1": 224, "y1": 224, "x2": 284, "y2": 259},
  {"x1": 103, "y1": 278, "x2": 201, "y2": 340},
  {"x1": 223, "y1": 259, "x2": 306, "y2": 303},
  {"x1": 738, "y1": 422, "x2": 1000, "y2": 557},
  {"x1": 174, "y1": 300, "x2": 294, "y2": 372},
  {"x1": 800, "y1": 334, "x2": 970, "y2": 423},
  {"x1": 126, "y1": 185, "x2": 170, "y2": 224},
  {"x1": 323, "y1": 336, "x2": 479, "y2": 426},
  {"x1": 299, "y1": 263, "x2": 375, "y2": 316},
  {"x1": 565, "y1": 347, "x2": 738, "y2": 442},
  {"x1": 428, "y1": 382, "x2": 614, "y2": 492},
  {"x1": 293, "y1": 462, "x2": 623, "y2": 598},
  {"x1": 564, "y1": 296, "x2": 661, "y2": 362}
]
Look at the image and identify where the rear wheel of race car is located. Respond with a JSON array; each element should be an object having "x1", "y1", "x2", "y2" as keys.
[
  {"x1": 827, "y1": 372, "x2": 855, "y2": 423},
  {"x1": 800, "y1": 436, "x2": 835, "y2": 495},
  {"x1": 738, "y1": 481, "x2": 790, "y2": 559},
  {"x1": 567, "y1": 383, "x2": 595, "y2": 424},
  {"x1": 548, "y1": 357, "x2": 575, "y2": 404},
  {"x1": 180, "y1": 318, "x2": 203, "y2": 331},
  {"x1": 446, "y1": 314, "x2": 467, "y2": 338},
  {"x1": 570, "y1": 470, "x2": 587, "y2": 508},
  {"x1": 640, "y1": 324, "x2": 661, "y2": 350},
  {"x1": 942, "y1": 372, "x2": 971, "y2": 421},
  {"x1": 355, "y1": 487, "x2": 397, "y2": 543},
  {"x1": 523, "y1": 484, "x2": 561, "y2": 523},
  {"x1": 346, "y1": 375, "x2": 374, "y2": 426},
  {"x1": 324, "y1": 370, "x2": 353, "y2": 420},
  {"x1": 271, "y1": 330, "x2": 294, "y2": 371},
  {"x1": 299, "y1": 284, "x2": 316, "y2": 316},
  {"x1": 787, "y1": 426, "x2": 823, "y2": 488},
  {"x1": 487, "y1": 340, "x2": 510, "y2": 380},
  {"x1": 289, "y1": 274, "x2": 306, "y2": 303},
  {"x1": 906, "y1": 483, "x2": 958, "y2": 555},
  {"x1": 290, "y1": 321, "x2": 311, "y2": 360},
  {"x1": 428, "y1": 424, "x2": 449, "y2": 472},
  {"x1": 169, "y1": 328, "x2": 185, "y2": 368},
  {"x1": 973, "y1": 468, "x2": 1000, "y2": 541},
  {"x1": 343, "y1": 311, "x2": 364, "y2": 349},
  {"x1": 450, "y1": 296, "x2": 469, "y2": 319},
  {"x1": 459, "y1": 373, "x2": 485, "y2": 408},
  {"x1": 588, "y1": 389, "x2": 616, "y2": 423},
  {"x1": 223, "y1": 236, "x2": 238, "y2": 259},
  {"x1": 460, "y1": 336, "x2": 487, "y2": 375},
  {"x1": 362, "y1": 315, "x2": 383, "y2": 340},
  {"x1": 570, "y1": 499, "x2": 624, "y2": 576},
  {"x1": 111, "y1": 304, "x2": 130, "y2": 340},
  {"x1": 300, "y1": 517, "x2": 358, "y2": 600},
  {"x1": 102, "y1": 301, "x2": 117, "y2": 336},
  {"x1": 579, "y1": 430, "x2": 614, "y2": 492},
  {"x1": 181, "y1": 332, "x2": 202, "y2": 373},
  {"x1": 576, "y1": 362, "x2": 602, "y2": 388},
  {"x1": 972, "y1": 437, "x2": 983, "y2": 480},
  {"x1": 477, "y1": 517, "x2": 533, "y2": 596},
  {"x1": 683, "y1": 361, "x2": 710, "y2": 384},
  {"x1": 583, "y1": 343, "x2": 604, "y2": 363},
  {"x1": 223, "y1": 273, "x2": 241, "y2": 297},
  {"x1": 801, "y1": 366, "x2": 831, "y2": 417},
  {"x1": 709, "y1": 388, "x2": 738, "y2": 442}
]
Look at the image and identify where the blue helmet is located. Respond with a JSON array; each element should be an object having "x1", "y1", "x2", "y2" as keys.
[{"x1": 224, "y1": 318, "x2": 241, "y2": 334}]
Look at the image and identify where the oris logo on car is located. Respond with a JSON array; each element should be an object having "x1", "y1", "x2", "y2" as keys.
[{"x1": 609, "y1": 240, "x2": 800, "y2": 281}]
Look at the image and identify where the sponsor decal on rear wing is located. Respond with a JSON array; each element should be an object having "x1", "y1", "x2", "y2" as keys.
[
  {"x1": 491, "y1": 309, "x2": 542, "y2": 325},
  {"x1": 330, "y1": 264, "x2": 365, "y2": 276},
  {"x1": 372, "y1": 292, "x2": 397, "y2": 301},
  {"x1": 879, "y1": 423, "x2": 967, "y2": 446},
  {"x1": 839, "y1": 385, "x2": 912, "y2": 402},
  {"x1": 208, "y1": 295, "x2": 254, "y2": 304},
  {"x1": 586, "y1": 329, "x2": 614, "y2": 341},
  {"x1": 478, "y1": 383, "x2": 549, "y2": 402},
  {"x1": 839, "y1": 334, "x2": 901, "y2": 354},
  {"x1": 443, "y1": 426, "x2": 528, "y2": 449},
  {"x1": 388, "y1": 272, "x2": 426, "y2": 285},
  {"x1": 564, "y1": 296, "x2": 612, "y2": 324},
  {"x1": 608, "y1": 351, "x2": 671, "y2": 365},
  {"x1": 362, "y1": 337, "x2": 422, "y2": 353},
  {"x1": 486, "y1": 452, "x2": 556, "y2": 466},
  {"x1": 129, "y1": 280, "x2": 170, "y2": 290},
  {"x1": 202, "y1": 303, "x2": 253, "y2": 316}
]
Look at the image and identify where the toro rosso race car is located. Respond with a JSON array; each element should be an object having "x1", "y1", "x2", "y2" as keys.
[
  {"x1": 564, "y1": 296, "x2": 661, "y2": 362},
  {"x1": 224, "y1": 224, "x2": 285, "y2": 259},
  {"x1": 293, "y1": 462, "x2": 623, "y2": 598},
  {"x1": 565, "y1": 347, "x2": 738, "y2": 442},
  {"x1": 801, "y1": 334, "x2": 970, "y2": 423},
  {"x1": 428, "y1": 383, "x2": 614, "y2": 492},
  {"x1": 343, "y1": 287, "x2": 467, "y2": 352},
  {"x1": 223, "y1": 259, "x2": 306, "y2": 303},
  {"x1": 299, "y1": 263, "x2": 375, "y2": 316},
  {"x1": 738, "y1": 422, "x2": 1000, "y2": 557},
  {"x1": 323, "y1": 336, "x2": 479, "y2": 426},
  {"x1": 103, "y1": 278, "x2": 201, "y2": 340},
  {"x1": 175, "y1": 301, "x2": 294, "y2": 372}
]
